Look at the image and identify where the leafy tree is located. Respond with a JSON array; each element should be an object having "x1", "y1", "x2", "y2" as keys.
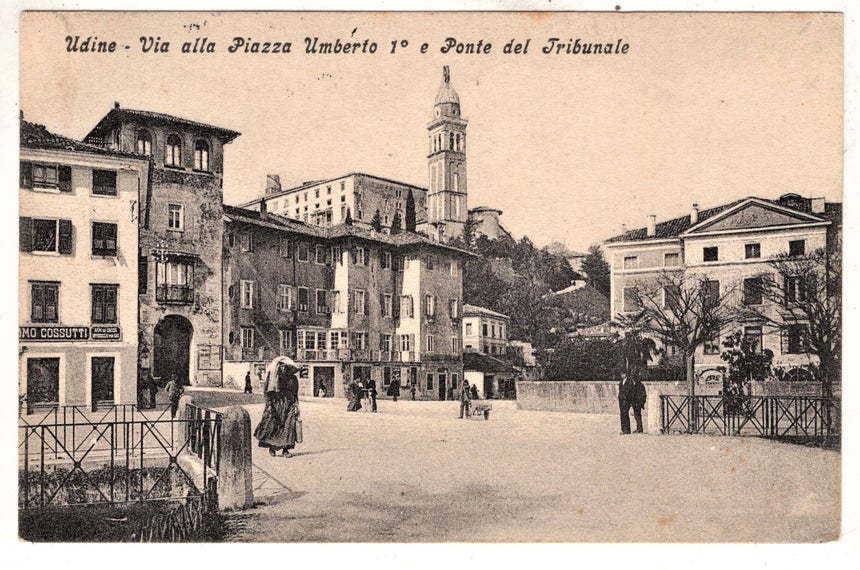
[
  {"x1": 405, "y1": 189, "x2": 416, "y2": 232},
  {"x1": 720, "y1": 331, "x2": 774, "y2": 412},
  {"x1": 581, "y1": 245, "x2": 611, "y2": 297},
  {"x1": 390, "y1": 211, "x2": 402, "y2": 235},
  {"x1": 371, "y1": 209, "x2": 383, "y2": 232},
  {"x1": 344, "y1": 208, "x2": 353, "y2": 226},
  {"x1": 618, "y1": 271, "x2": 735, "y2": 395},
  {"x1": 743, "y1": 248, "x2": 841, "y2": 399}
]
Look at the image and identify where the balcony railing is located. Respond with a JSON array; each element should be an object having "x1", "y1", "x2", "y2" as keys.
[{"x1": 156, "y1": 284, "x2": 194, "y2": 304}]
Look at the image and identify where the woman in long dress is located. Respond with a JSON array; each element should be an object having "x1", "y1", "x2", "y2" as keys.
[
  {"x1": 346, "y1": 377, "x2": 362, "y2": 412},
  {"x1": 254, "y1": 357, "x2": 301, "y2": 457}
]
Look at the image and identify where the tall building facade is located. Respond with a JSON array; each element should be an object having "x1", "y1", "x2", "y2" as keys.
[
  {"x1": 427, "y1": 65, "x2": 469, "y2": 241},
  {"x1": 222, "y1": 205, "x2": 469, "y2": 400},
  {"x1": 604, "y1": 194, "x2": 841, "y2": 387},
  {"x1": 19, "y1": 119, "x2": 150, "y2": 412},
  {"x1": 85, "y1": 105, "x2": 240, "y2": 387}
]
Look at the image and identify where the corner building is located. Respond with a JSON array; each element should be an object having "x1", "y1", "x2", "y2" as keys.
[
  {"x1": 222, "y1": 205, "x2": 470, "y2": 400},
  {"x1": 19, "y1": 119, "x2": 149, "y2": 412},
  {"x1": 85, "y1": 105, "x2": 240, "y2": 387}
]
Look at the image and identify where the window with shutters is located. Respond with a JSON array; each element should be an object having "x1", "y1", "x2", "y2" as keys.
[
  {"x1": 315, "y1": 245, "x2": 328, "y2": 265},
  {"x1": 316, "y1": 289, "x2": 329, "y2": 314},
  {"x1": 92, "y1": 170, "x2": 117, "y2": 196},
  {"x1": 744, "y1": 326, "x2": 763, "y2": 353},
  {"x1": 298, "y1": 287, "x2": 309, "y2": 312},
  {"x1": 240, "y1": 232, "x2": 254, "y2": 253},
  {"x1": 400, "y1": 334, "x2": 412, "y2": 352},
  {"x1": 424, "y1": 295, "x2": 436, "y2": 317},
  {"x1": 352, "y1": 332, "x2": 368, "y2": 350},
  {"x1": 240, "y1": 280, "x2": 255, "y2": 309},
  {"x1": 785, "y1": 275, "x2": 811, "y2": 304},
  {"x1": 298, "y1": 242, "x2": 309, "y2": 262},
  {"x1": 31, "y1": 282, "x2": 59, "y2": 323},
  {"x1": 354, "y1": 289, "x2": 367, "y2": 315},
  {"x1": 91, "y1": 284, "x2": 118, "y2": 324},
  {"x1": 20, "y1": 218, "x2": 73, "y2": 255},
  {"x1": 743, "y1": 277, "x2": 763, "y2": 306},
  {"x1": 426, "y1": 334, "x2": 435, "y2": 352},
  {"x1": 279, "y1": 330, "x2": 293, "y2": 356},
  {"x1": 21, "y1": 163, "x2": 72, "y2": 192},
  {"x1": 449, "y1": 299, "x2": 460, "y2": 319},
  {"x1": 277, "y1": 284, "x2": 292, "y2": 311},
  {"x1": 331, "y1": 290, "x2": 342, "y2": 313},
  {"x1": 279, "y1": 237, "x2": 292, "y2": 258},
  {"x1": 400, "y1": 295, "x2": 414, "y2": 318},
  {"x1": 380, "y1": 334, "x2": 393, "y2": 353},
  {"x1": 782, "y1": 325, "x2": 808, "y2": 354},
  {"x1": 33, "y1": 163, "x2": 59, "y2": 187},
  {"x1": 241, "y1": 327, "x2": 255, "y2": 350},
  {"x1": 92, "y1": 222, "x2": 118, "y2": 256},
  {"x1": 381, "y1": 294, "x2": 392, "y2": 317},
  {"x1": 381, "y1": 251, "x2": 392, "y2": 269}
]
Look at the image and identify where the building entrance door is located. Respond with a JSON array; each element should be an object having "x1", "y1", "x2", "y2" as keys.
[
  {"x1": 91, "y1": 356, "x2": 115, "y2": 409},
  {"x1": 484, "y1": 375, "x2": 495, "y2": 399},
  {"x1": 153, "y1": 315, "x2": 193, "y2": 386},
  {"x1": 26, "y1": 357, "x2": 60, "y2": 413},
  {"x1": 314, "y1": 366, "x2": 335, "y2": 397},
  {"x1": 438, "y1": 373, "x2": 447, "y2": 400}
]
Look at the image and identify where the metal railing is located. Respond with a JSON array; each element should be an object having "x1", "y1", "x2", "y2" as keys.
[
  {"x1": 660, "y1": 395, "x2": 840, "y2": 442},
  {"x1": 156, "y1": 284, "x2": 194, "y2": 304},
  {"x1": 185, "y1": 403, "x2": 222, "y2": 474}
]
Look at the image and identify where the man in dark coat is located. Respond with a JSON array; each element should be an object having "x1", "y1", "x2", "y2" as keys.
[
  {"x1": 244, "y1": 370, "x2": 253, "y2": 394},
  {"x1": 632, "y1": 376, "x2": 647, "y2": 433},
  {"x1": 618, "y1": 372, "x2": 634, "y2": 434},
  {"x1": 367, "y1": 378, "x2": 378, "y2": 412}
]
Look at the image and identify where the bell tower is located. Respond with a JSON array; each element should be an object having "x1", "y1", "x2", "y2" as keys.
[{"x1": 427, "y1": 65, "x2": 468, "y2": 240}]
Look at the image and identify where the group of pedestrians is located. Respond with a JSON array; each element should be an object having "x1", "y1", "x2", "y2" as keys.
[
  {"x1": 458, "y1": 379, "x2": 479, "y2": 418},
  {"x1": 345, "y1": 376, "x2": 406, "y2": 412}
]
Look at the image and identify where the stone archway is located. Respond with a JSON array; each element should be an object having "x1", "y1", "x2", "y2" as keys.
[{"x1": 153, "y1": 315, "x2": 193, "y2": 385}]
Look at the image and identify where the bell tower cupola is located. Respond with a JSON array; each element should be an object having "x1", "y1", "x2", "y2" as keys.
[{"x1": 427, "y1": 65, "x2": 468, "y2": 241}]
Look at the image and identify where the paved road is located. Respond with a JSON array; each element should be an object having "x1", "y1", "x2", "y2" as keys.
[{"x1": 222, "y1": 397, "x2": 839, "y2": 542}]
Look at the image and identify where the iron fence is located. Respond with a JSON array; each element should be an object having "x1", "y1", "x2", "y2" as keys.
[{"x1": 660, "y1": 394, "x2": 840, "y2": 442}]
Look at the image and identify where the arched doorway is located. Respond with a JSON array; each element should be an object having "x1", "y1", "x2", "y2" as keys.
[{"x1": 153, "y1": 315, "x2": 193, "y2": 385}]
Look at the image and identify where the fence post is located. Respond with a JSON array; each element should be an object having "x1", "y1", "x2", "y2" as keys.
[{"x1": 217, "y1": 405, "x2": 254, "y2": 511}]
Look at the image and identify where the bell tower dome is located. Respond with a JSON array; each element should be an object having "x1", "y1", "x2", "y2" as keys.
[{"x1": 427, "y1": 65, "x2": 468, "y2": 241}]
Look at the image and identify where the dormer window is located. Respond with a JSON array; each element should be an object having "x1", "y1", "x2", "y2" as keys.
[
  {"x1": 136, "y1": 130, "x2": 152, "y2": 156},
  {"x1": 165, "y1": 134, "x2": 182, "y2": 167},
  {"x1": 194, "y1": 140, "x2": 210, "y2": 172}
]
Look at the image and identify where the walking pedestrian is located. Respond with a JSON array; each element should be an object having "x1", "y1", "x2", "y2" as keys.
[
  {"x1": 367, "y1": 378, "x2": 378, "y2": 412},
  {"x1": 618, "y1": 372, "x2": 634, "y2": 434},
  {"x1": 346, "y1": 376, "x2": 362, "y2": 412},
  {"x1": 253, "y1": 357, "x2": 301, "y2": 457},
  {"x1": 459, "y1": 379, "x2": 472, "y2": 419},
  {"x1": 244, "y1": 370, "x2": 253, "y2": 394},
  {"x1": 470, "y1": 383, "x2": 479, "y2": 400},
  {"x1": 410, "y1": 384, "x2": 416, "y2": 400},
  {"x1": 632, "y1": 374, "x2": 647, "y2": 433},
  {"x1": 387, "y1": 377, "x2": 401, "y2": 402}
]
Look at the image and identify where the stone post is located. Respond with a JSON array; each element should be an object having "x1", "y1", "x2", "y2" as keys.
[
  {"x1": 218, "y1": 405, "x2": 254, "y2": 510},
  {"x1": 646, "y1": 385, "x2": 663, "y2": 434}
]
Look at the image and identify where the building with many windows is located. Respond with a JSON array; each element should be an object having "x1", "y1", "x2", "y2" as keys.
[
  {"x1": 84, "y1": 104, "x2": 240, "y2": 387},
  {"x1": 222, "y1": 204, "x2": 471, "y2": 400},
  {"x1": 462, "y1": 304, "x2": 510, "y2": 356},
  {"x1": 19, "y1": 119, "x2": 150, "y2": 412},
  {"x1": 604, "y1": 194, "x2": 841, "y2": 387}
]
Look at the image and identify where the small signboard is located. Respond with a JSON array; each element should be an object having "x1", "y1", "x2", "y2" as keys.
[{"x1": 91, "y1": 326, "x2": 122, "y2": 341}]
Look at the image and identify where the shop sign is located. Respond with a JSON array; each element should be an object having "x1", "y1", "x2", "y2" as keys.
[{"x1": 19, "y1": 325, "x2": 122, "y2": 342}]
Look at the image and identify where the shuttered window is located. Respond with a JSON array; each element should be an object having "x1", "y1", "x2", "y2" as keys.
[
  {"x1": 92, "y1": 222, "x2": 118, "y2": 256},
  {"x1": 31, "y1": 282, "x2": 59, "y2": 323},
  {"x1": 91, "y1": 284, "x2": 118, "y2": 323}
]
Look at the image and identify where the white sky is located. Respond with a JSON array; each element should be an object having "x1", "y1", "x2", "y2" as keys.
[{"x1": 18, "y1": 11, "x2": 842, "y2": 251}]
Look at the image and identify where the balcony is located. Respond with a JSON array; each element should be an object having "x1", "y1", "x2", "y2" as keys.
[{"x1": 156, "y1": 284, "x2": 194, "y2": 304}]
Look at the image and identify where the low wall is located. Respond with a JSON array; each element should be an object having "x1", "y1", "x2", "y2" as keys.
[{"x1": 185, "y1": 388, "x2": 264, "y2": 409}]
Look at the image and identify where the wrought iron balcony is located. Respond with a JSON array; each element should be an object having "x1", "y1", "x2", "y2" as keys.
[{"x1": 156, "y1": 284, "x2": 194, "y2": 304}]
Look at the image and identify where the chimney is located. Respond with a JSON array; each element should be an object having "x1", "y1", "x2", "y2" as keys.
[
  {"x1": 259, "y1": 199, "x2": 268, "y2": 220},
  {"x1": 265, "y1": 174, "x2": 281, "y2": 195},
  {"x1": 690, "y1": 203, "x2": 699, "y2": 224},
  {"x1": 647, "y1": 214, "x2": 656, "y2": 237},
  {"x1": 114, "y1": 101, "x2": 120, "y2": 109},
  {"x1": 810, "y1": 197, "x2": 825, "y2": 214}
]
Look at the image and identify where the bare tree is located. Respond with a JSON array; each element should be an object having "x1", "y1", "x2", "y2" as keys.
[
  {"x1": 742, "y1": 248, "x2": 841, "y2": 399},
  {"x1": 617, "y1": 271, "x2": 736, "y2": 395}
]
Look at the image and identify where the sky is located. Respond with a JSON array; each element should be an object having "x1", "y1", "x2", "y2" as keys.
[{"x1": 18, "y1": 11, "x2": 843, "y2": 251}]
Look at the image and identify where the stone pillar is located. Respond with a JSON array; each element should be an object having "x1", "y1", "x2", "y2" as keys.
[
  {"x1": 218, "y1": 405, "x2": 254, "y2": 511},
  {"x1": 646, "y1": 385, "x2": 663, "y2": 434}
]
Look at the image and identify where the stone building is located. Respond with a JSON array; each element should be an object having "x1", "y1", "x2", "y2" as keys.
[
  {"x1": 222, "y1": 204, "x2": 471, "y2": 400},
  {"x1": 19, "y1": 119, "x2": 150, "y2": 412},
  {"x1": 604, "y1": 194, "x2": 841, "y2": 387},
  {"x1": 84, "y1": 104, "x2": 240, "y2": 387}
]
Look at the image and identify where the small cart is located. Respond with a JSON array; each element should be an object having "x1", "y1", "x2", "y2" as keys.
[{"x1": 471, "y1": 403, "x2": 492, "y2": 420}]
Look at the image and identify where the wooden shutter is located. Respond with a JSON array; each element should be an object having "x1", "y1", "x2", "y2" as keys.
[
  {"x1": 380, "y1": 293, "x2": 385, "y2": 316},
  {"x1": 20, "y1": 162, "x2": 33, "y2": 188},
  {"x1": 19, "y1": 217, "x2": 34, "y2": 252},
  {"x1": 92, "y1": 285, "x2": 104, "y2": 322},
  {"x1": 58, "y1": 165, "x2": 72, "y2": 192},
  {"x1": 780, "y1": 327, "x2": 789, "y2": 354},
  {"x1": 139, "y1": 256, "x2": 148, "y2": 294},
  {"x1": 364, "y1": 292, "x2": 370, "y2": 315},
  {"x1": 58, "y1": 219, "x2": 73, "y2": 254},
  {"x1": 393, "y1": 297, "x2": 400, "y2": 319}
]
